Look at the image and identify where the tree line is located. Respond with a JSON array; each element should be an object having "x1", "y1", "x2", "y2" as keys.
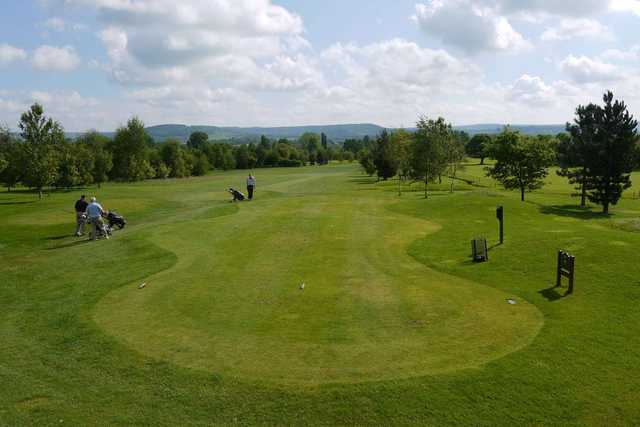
[
  {"x1": 0, "y1": 104, "x2": 357, "y2": 198},
  {"x1": 356, "y1": 91, "x2": 640, "y2": 213}
]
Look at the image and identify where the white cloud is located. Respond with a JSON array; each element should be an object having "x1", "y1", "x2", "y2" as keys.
[
  {"x1": 541, "y1": 18, "x2": 614, "y2": 41},
  {"x1": 507, "y1": 74, "x2": 556, "y2": 106},
  {"x1": 296, "y1": 39, "x2": 484, "y2": 125},
  {"x1": 559, "y1": 55, "x2": 622, "y2": 83},
  {"x1": 413, "y1": 1, "x2": 532, "y2": 53},
  {"x1": 44, "y1": 17, "x2": 65, "y2": 31},
  {"x1": 499, "y1": 0, "x2": 607, "y2": 17},
  {"x1": 0, "y1": 90, "x2": 103, "y2": 130},
  {"x1": 88, "y1": 0, "x2": 310, "y2": 91},
  {"x1": 0, "y1": 43, "x2": 27, "y2": 65},
  {"x1": 601, "y1": 46, "x2": 640, "y2": 61},
  {"x1": 506, "y1": 74, "x2": 582, "y2": 109},
  {"x1": 43, "y1": 17, "x2": 89, "y2": 32},
  {"x1": 609, "y1": 0, "x2": 640, "y2": 16},
  {"x1": 32, "y1": 45, "x2": 81, "y2": 72}
]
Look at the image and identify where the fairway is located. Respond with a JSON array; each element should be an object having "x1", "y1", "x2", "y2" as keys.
[
  {"x1": 94, "y1": 170, "x2": 541, "y2": 384},
  {"x1": 2, "y1": 163, "x2": 640, "y2": 425}
]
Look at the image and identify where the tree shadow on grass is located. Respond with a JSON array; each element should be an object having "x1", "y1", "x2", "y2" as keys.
[
  {"x1": 46, "y1": 239, "x2": 92, "y2": 251},
  {"x1": 46, "y1": 235, "x2": 73, "y2": 241},
  {"x1": 538, "y1": 285, "x2": 571, "y2": 302},
  {"x1": 350, "y1": 176, "x2": 377, "y2": 185},
  {"x1": 537, "y1": 204, "x2": 609, "y2": 220},
  {"x1": 0, "y1": 200, "x2": 37, "y2": 206}
]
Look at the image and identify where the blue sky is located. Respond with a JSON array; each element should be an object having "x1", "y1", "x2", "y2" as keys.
[{"x1": 1, "y1": 0, "x2": 640, "y2": 131}]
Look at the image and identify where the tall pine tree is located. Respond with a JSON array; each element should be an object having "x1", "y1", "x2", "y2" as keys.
[{"x1": 582, "y1": 92, "x2": 638, "y2": 214}]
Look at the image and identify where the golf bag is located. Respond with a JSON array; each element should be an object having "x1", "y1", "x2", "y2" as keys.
[
  {"x1": 106, "y1": 211, "x2": 126, "y2": 229},
  {"x1": 84, "y1": 215, "x2": 112, "y2": 238},
  {"x1": 228, "y1": 188, "x2": 246, "y2": 202}
]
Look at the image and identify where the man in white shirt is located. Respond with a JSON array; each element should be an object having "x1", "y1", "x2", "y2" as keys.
[
  {"x1": 85, "y1": 197, "x2": 107, "y2": 240},
  {"x1": 246, "y1": 174, "x2": 256, "y2": 200}
]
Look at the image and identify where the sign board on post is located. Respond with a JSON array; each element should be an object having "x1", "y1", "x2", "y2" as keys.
[{"x1": 556, "y1": 251, "x2": 575, "y2": 294}]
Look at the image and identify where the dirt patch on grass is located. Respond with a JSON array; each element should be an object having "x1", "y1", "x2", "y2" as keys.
[
  {"x1": 15, "y1": 396, "x2": 50, "y2": 410},
  {"x1": 611, "y1": 218, "x2": 640, "y2": 233}
]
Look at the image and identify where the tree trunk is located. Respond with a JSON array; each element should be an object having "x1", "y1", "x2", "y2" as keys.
[
  {"x1": 38, "y1": 190, "x2": 43, "y2": 200},
  {"x1": 580, "y1": 169, "x2": 586, "y2": 207},
  {"x1": 424, "y1": 176, "x2": 428, "y2": 199},
  {"x1": 603, "y1": 201, "x2": 609, "y2": 214},
  {"x1": 480, "y1": 157, "x2": 485, "y2": 165},
  {"x1": 425, "y1": 158, "x2": 429, "y2": 199},
  {"x1": 520, "y1": 186, "x2": 525, "y2": 202}
]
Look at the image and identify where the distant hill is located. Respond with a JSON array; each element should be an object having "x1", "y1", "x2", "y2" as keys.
[
  {"x1": 143, "y1": 123, "x2": 385, "y2": 143},
  {"x1": 62, "y1": 123, "x2": 567, "y2": 142},
  {"x1": 454, "y1": 124, "x2": 566, "y2": 136}
]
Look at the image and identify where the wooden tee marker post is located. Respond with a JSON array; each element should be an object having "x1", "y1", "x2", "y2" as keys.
[{"x1": 556, "y1": 251, "x2": 575, "y2": 294}]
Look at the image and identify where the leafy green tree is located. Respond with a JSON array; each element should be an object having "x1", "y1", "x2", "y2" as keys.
[
  {"x1": 74, "y1": 142, "x2": 96, "y2": 186},
  {"x1": 558, "y1": 120, "x2": 593, "y2": 207},
  {"x1": 19, "y1": 104, "x2": 63, "y2": 198},
  {"x1": 161, "y1": 140, "x2": 189, "y2": 178},
  {"x1": 411, "y1": 117, "x2": 452, "y2": 198},
  {"x1": 0, "y1": 128, "x2": 23, "y2": 191},
  {"x1": 446, "y1": 133, "x2": 467, "y2": 193},
  {"x1": 191, "y1": 151, "x2": 210, "y2": 176},
  {"x1": 187, "y1": 131, "x2": 209, "y2": 150},
  {"x1": 343, "y1": 151, "x2": 355, "y2": 162},
  {"x1": 372, "y1": 130, "x2": 399, "y2": 180},
  {"x1": 155, "y1": 162, "x2": 170, "y2": 179},
  {"x1": 55, "y1": 140, "x2": 81, "y2": 188},
  {"x1": 299, "y1": 132, "x2": 321, "y2": 151},
  {"x1": 357, "y1": 148, "x2": 376, "y2": 176},
  {"x1": 454, "y1": 130, "x2": 470, "y2": 149},
  {"x1": 222, "y1": 148, "x2": 236, "y2": 170},
  {"x1": 580, "y1": 92, "x2": 638, "y2": 214},
  {"x1": 77, "y1": 131, "x2": 112, "y2": 188},
  {"x1": 343, "y1": 138, "x2": 364, "y2": 154},
  {"x1": 234, "y1": 145, "x2": 250, "y2": 169},
  {"x1": 485, "y1": 129, "x2": 555, "y2": 201},
  {"x1": 466, "y1": 134, "x2": 492, "y2": 164},
  {"x1": 111, "y1": 117, "x2": 152, "y2": 181},
  {"x1": 264, "y1": 149, "x2": 280, "y2": 167}
]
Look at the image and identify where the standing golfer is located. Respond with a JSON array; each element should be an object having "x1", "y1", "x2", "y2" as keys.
[
  {"x1": 247, "y1": 174, "x2": 256, "y2": 200},
  {"x1": 74, "y1": 195, "x2": 88, "y2": 236},
  {"x1": 86, "y1": 197, "x2": 107, "y2": 241}
]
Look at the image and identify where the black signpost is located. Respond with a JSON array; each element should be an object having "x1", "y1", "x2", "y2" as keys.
[
  {"x1": 556, "y1": 251, "x2": 575, "y2": 294},
  {"x1": 496, "y1": 206, "x2": 504, "y2": 245}
]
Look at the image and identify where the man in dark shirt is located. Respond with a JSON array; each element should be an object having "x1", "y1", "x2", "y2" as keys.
[{"x1": 74, "y1": 195, "x2": 88, "y2": 236}]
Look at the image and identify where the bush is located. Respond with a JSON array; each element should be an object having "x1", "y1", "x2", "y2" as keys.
[{"x1": 277, "y1": 159, "x2": 303, "y2": 168}]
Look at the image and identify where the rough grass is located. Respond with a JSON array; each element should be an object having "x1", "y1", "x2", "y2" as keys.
[{"x1": 1, "y1": 162, "x2": 640, "y2": 425}]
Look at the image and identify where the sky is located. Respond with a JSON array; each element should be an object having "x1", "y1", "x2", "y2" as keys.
[{"x1": 1, "y1": 0, "x2": 640, "y2": 131}]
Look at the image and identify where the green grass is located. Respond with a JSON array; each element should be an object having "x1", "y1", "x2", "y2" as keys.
[{"x1": 2, "y1": 162, "x2": 640, "y2": 425}]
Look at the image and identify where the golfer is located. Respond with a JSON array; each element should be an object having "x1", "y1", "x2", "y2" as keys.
[
  {"x1": 86, "y1": 197, "x2": 107, "y2": 241},
  {"x1": 74, "y1": 195, "x2": 88, "y2": 236},
  {"x1": 247, "y1": 174, "x2": 256, "y2": 200}
]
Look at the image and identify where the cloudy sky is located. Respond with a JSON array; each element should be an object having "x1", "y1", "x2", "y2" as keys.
[{"x1": 1, "y1": 0, "x2": 640, "y2": 131}]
